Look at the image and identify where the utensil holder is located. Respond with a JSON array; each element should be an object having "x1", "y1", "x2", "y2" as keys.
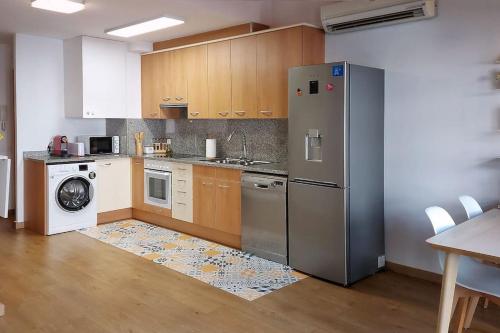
[{"x1": 135, "y1": 141, "x2": 143, "y2": 156}]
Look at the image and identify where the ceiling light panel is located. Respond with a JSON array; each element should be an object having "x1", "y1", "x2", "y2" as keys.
[
  {"x1": 31, "y1": 0, "x2": 85, "y2": 14},
  {"x1": 107, "y1": 17, "x2": 184, "y2": 38}
]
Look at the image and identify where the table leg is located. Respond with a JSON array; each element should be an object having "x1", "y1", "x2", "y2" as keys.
[{"x1": 436, "y1": 253, "x2": 459, "y2": 333}]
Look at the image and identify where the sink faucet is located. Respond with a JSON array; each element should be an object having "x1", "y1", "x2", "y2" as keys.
[{"x1": 227, "y1": 129, "x2": 248, "y2": 160}]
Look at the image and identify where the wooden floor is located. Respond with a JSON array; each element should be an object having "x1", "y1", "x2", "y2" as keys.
[{"x1": 0, "y1": 218, "x2": 499, "y2": 333}]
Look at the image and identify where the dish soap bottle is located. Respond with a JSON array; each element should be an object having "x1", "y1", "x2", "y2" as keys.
[{"x1": 165, "y1": 138, "x2": 173, "y2": 158}]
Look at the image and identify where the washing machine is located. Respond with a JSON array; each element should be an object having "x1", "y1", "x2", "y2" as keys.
[{"x1": 46, "y1": 161, "x2": 97, "y2": 235}]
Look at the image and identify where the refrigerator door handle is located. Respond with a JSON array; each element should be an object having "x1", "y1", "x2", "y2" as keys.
[{"x1": 291, "y1": 178, "x2": 346, "y2": 189}]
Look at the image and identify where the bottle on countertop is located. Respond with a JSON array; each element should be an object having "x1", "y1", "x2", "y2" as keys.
[{"x1": 165, "y1": 138, "x2": 173, "y2": 158}]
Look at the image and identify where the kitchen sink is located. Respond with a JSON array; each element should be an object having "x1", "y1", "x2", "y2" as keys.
[{"x1": 199, "y1": 158, "x2": 271, "y2": 166}]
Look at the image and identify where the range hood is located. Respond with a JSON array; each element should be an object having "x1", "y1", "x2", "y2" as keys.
[
  {"x1": 160, "y1": 103, "x2": 188, "y2": 109},
  {"x1": 158, "y1": 103, "x2": 187, "y2": 119}
]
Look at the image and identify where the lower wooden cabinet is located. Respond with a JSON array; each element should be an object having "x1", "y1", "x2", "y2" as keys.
[
  {"x1": 193, "y1": 166, "x2": 241, "y2": 236},
  {"x1": 193, "y1": 175, "x2": 216, "y2": 228},
  {"x1": 214, "y1": 179, "x2": 241, "y2": 235},
  {"x1": 131, "y1": 158, "x2": 146, "y2": 211}
]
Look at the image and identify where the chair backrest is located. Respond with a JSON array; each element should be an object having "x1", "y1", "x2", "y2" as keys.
[
  {"x1": 425, "y1": 206, "x2": 456, "y2": 235},
  {"x1": 459, "y1": 195, "x2": 483, "y2": 219}
]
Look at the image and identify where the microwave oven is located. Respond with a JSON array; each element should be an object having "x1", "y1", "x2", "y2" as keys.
[{"x1": 76, "y1": 136, "x2": 120, "y2": 155}]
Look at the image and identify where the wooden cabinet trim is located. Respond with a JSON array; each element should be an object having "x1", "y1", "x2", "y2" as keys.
[
  {"x1": 24, "y1": 160, "x2": 47, "y2": 235},
  {"x1": 144, "y1": 23, "x2": 320, "y2": 55},
  {"x1": 133, "y1": 209, "x2": 241, "y2": 249}
]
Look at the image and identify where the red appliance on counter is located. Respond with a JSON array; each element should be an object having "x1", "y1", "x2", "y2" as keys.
[{"x1": 50, "y1": 135, "x2": 69, "y2": 157}]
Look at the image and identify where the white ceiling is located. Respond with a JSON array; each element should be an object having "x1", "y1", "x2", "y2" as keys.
[{"x1": 0, "y1": 0, "x2": 335, "y2": 44}]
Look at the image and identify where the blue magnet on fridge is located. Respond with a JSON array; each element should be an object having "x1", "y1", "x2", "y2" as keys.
[{"x1": 332, "y1": 65, "x2": 344, "y2": 77}]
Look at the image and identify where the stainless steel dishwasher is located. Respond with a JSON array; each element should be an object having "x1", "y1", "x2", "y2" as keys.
[{"x1": 241, "y1": 172, "x2": 288, "y2": 264}]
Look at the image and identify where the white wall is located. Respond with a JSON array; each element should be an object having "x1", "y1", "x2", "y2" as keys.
[
  {"x1": 0, "y1": 43, "x2": 14, "y2": 210},
  {"x1": 15, "y1": 34, "x2": 105, "y2": 223},
  {"x1": 326, "y1": 0, "x2": 500, "y2": 273}
]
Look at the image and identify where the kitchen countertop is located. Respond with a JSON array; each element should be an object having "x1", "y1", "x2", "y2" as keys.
[{"x1": 24, "y1": 151, "x2": 288, "y2": 176}]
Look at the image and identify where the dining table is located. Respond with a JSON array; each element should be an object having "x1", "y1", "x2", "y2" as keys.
[{"x1": 426, "y1": 208, "x2": 500, "y2": 333}]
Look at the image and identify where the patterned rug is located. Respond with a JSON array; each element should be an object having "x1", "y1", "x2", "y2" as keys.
[{"x1": 78, "y1": 220, "x2": 306, "y2": 301}]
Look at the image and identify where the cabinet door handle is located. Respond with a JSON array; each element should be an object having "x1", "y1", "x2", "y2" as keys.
[
  {"x1": 103, "y1": 163, "x2": 112, "y2": 166},
  {"x1": 176, "y1": 202, "x2": 186, "y2": 206},
  {"x1": 177, "y1": 179, "x2": 186, "y2": 182},
  {"x1": 234, "y1": 111, "x2": 246, "y2": 116},
  {"x1": 218, "y1": 112, "x2": 229, "y2": 117},
  {"x1": 259, "y1": 110, "x2": 273, "y2": 115},
  {"x1": 217, "y1": 184, "x2": 230, "y2": 189},
  {"x1": 175, "y1": 97, "x2": 184, "y2": 101},
  {"x1": 163, "y1": 97, "x2": 171, "y2": 102},
  {"x1": 202, "y1": 182, "x2": 213, "y2": 186},
  {"x1": 177, "y1": 168, "x2": 187, "y2": 171},
  {"x1": 190, "y1": 112, "x2": 200, "y2": 116},
  {"x1": 177, "y1": 191, "x2": 187, "y2": 194}
]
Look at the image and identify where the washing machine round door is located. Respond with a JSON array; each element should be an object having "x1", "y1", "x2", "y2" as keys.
[{"x1": 56, "y1": 176, "x2": 93, "y2": 212}]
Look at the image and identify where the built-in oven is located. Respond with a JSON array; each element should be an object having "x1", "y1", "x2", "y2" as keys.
[{"x1": 144, "y1": 160, "x2": 172, "y2": 209}]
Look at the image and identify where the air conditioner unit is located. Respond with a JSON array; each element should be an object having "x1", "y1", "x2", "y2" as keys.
[{"x1": 321, "y1": 0, "x2": 436, "y2": 34}]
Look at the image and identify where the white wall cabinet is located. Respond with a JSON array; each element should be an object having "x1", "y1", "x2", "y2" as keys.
[
  {"x1": 171, "y1": 163, "x2": 193, "y2": 223},
  {"x1": 97, "y1": 158, "x2": 132, "y2": 213},
  {"x1": 64, "y1": 36, "x2": 141, "y2": 119}
]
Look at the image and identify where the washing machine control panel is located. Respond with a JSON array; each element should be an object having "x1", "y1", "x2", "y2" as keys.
[{"x1": 47, "y1": 162, "x2": 97, "y2": 177}]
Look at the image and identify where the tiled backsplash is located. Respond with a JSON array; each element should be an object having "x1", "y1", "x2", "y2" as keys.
[{"x1": 106, "y1": 118, "x2": 288, "y2": 162}]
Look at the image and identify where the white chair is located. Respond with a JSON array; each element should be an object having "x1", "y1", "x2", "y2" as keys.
[
  {"x1": 425, "y1": 206, "x2": 500, "y2": 332},
  {"x1": 458, "y1": 195, "x2": 490, "y2": 309},
  {"x1": 458, "y1": 195, "x2": 483, "y2": 220}
]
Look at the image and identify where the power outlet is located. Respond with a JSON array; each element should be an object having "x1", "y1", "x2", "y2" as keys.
[{"x1": 378, "y1": 255, "x2": 386, "y2": 269}]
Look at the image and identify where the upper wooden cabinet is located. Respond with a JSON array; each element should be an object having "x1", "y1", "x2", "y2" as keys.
[
  {"x1": 186, "y1": 45, "x2": 208, "y2": 119},
  {"x1": 170, "y1": 49, "x2": 188, "y2": 104},
  {"x1": 141, "y1": 53, "x2": 162, "y2": 119},
  {"x1": 141, "y1": 25, "x2": 324, "y2": 119},
  {"x1": 231, "y1": 36, "x2": 257, "y2": 119},
  {"x1": 256, "y1": 27, "x2": 302, "y2": 119},
  {"x1": 208, "y1": 41, "x2": 232, "y2": 119}
]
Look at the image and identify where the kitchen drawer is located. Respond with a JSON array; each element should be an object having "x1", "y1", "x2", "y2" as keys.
[
  {"x1": 172, "y1": 163, "x2": 193, "y2": 178},
  {"x1": 174, "y1": 189, "x2": 192, "y2": 202},
  {"x1": 172, "y1": 200, "x2": 193, "y2": 223},
  {"x1": 173, "y1": 178, "x2": 191, "y2": 192},
  {"x1": 172, "y1": 162, "x2": 193, "y2": 223}
]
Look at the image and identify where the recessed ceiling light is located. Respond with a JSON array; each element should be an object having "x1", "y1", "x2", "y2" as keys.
[
  {"x1": 31, "y1": 0, "x2": 85, "y2": 14},
  {"x1": 106, "y1": 17, "x2": 184, "y2": 38}
]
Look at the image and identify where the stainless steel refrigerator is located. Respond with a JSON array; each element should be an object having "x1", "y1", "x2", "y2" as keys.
[{"x1": 288, "y1": 62, "x2": 385, "y2": 286}]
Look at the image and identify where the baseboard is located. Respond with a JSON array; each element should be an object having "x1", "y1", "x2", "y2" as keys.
[
  {"x1": 132, "y1": 208, "x2": 241, "y2": 249},
  {"x1": 386, "y1": 261, "x2": 442, "y2": 284},
  {"x1": 97, "y1": 208, "x2": 133, "y2": 225},
  {"x1": 12, "y1": 221, "x2": 24, "y2": 229}
]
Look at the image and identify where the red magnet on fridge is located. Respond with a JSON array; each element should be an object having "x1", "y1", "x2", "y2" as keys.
[{"x1": 326, "y1": 83, "x2": 334, "y2": 91}]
